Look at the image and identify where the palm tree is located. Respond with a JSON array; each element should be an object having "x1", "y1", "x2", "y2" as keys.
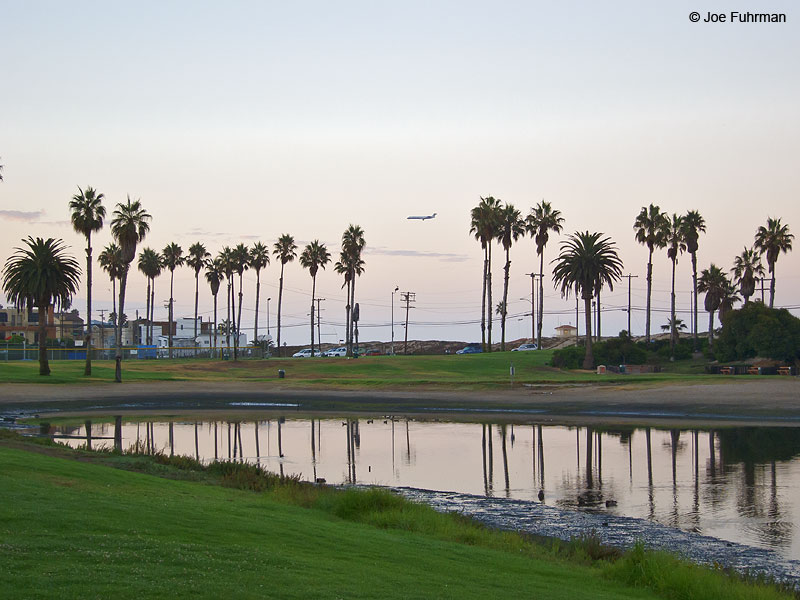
[
  {"x1": 496, "y1": 203, "x2": 525, "y2": 351},
  {"x1": 161, "y1": 243, "x2": 184, "y2": 359},
  {"x1": 661, "y1": 317, "x2": 687, "y2": 333},
  {"x1": 341, "y1": 225, "x2": 366, "y2": 356},
  {"x1": 273, "y1": 234, "x2": 297, "y2": 357},
  {"x1": 731, "y1": 247, "x2": 764, "y2": 304},
  {"x1": 718, "y1": 278, "x2": 741, "y2": 322},
  {"x1": 300, "y1": 240, "x2": 331, "y2": 356},
  {"x1": 69, "y1": 186, "x2": 106, "y2": 375},
  {"x1": 552, "y1": 232, "x2": 623, "y2": 369},
  {"x1": 2, "y1": 237, "x2": 81, "y2": 375},
  {"x1": 98, "y1": 243, "x2": 124, "y2": 327},
  {"x1": 216, "y1": 247, "x2": 235, "y2": 354},
  {"x1": 754, "y1": 218, "x2": 793, "y2": 308},
  {"x1": 0, "y1": 158, "x2": 3, "y2": 181},
  {"x1": 231, "y1": 243, "x2": 250, "y2": 360},
  {"x1": 249, "y1": 242, "x2": 270, "y2": 347},
  {"x1": 137, "y1": 248, "x2": 162, "y2": 345},
  {"x1": 186, "y1": 242, "x2": 210, "y2": 354},
  {"x1": 680, "y1": 210, "x2": 705, "y2": 350},
  {"x1": 634, "y1": 204, "x2": 669, "y2": 342},
  {"x1": 470, "y1": 197, "x2": 502, "y2": 351},
  {"x1": 205, "y1": 260, "x2": 224, "y2": 357},
  {"x1": 665, "y1": 213, "x2": 686, "y2": 359},
  {"x1": 110, "y1": 197, "x2": 151, "y2": 382},
  {"x1": 698, "y1": 264, "x2": 727, "y2": 349},
  {"x1": 526, "y1": 200, "x2": 564, "y2": 350}
]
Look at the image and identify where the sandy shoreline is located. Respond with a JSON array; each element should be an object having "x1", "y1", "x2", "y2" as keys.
[{"x1": 2, "y1": 379, "x2": 799, "y2": 426}]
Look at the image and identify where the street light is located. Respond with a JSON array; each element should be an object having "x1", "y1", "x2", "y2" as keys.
[{"x1": 391, "y1": 286, "x2": 399, "y2": 355}]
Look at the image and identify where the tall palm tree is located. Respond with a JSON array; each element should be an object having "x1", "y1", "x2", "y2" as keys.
[
  {"x1": 137, "y1": 248, "x2": 162, "y2": 345},
  {"x1": 110, "y1": 197, "x2": 151, "y2": 382},
  {"x1": 273, "y1": 234, "x2": 297, "y2": 357},
  {"x1": 231, "y1": 243, "x2": 250, "y2": 360},
  {"x1": 470, "y1": 197, "x2": 502, "y2": 352},
  {"x1": 216, "y1": 247, "x2": 235, "y2": 353},
  {"x1": 69, "y1": 186, "x2": 106, "y2": 375},
  {"x1": 634, "y1": 204, "x2": 669, "y2": 342},
  {"x1": 680, "y1": 210, "x2": 705, "y2": 350},
  {"x1": 552, "y1": 232, "x2": 623, "y2": 369},
  {"x1": 205, "y1": 260, "x2": 224, "y2": 357},
  {"x1": 2, "y1": 237, "x2": 81, "y2": 375},
  {"x1": 698, "y1": 264, "x2": 727, "y2": 349},
  {"x1": 665, "y1": 213, "x2": 686, "y2": 359},
  {"x1": 341, "y1": 225, "x2": 366, "y2": 356},
  {"x1": 98, "y1": 243, "x2": 124, "y2": 327},
  {"x1": 186, "y1": 242, "x2": 210, "y2": 354},
  {"x1": 526, "y1": 200, "x2": 564, "y2": 350},
  {"x1": 731, "y1": 247, "x2": 765, "y2": 304},
  {"x1": 496, "y1": 203, "x2": 525, "y2": 351},
  {"x1": 754, "y1": 218, "x2": 793, "y2": 308},
  {"x1": 161, "y1": 243, "x2": 184, "y2": 359},
  {"x1": 300, "y1": 240, "x2": 331, "y2": 356},
  {"x1": 249, "y1": 242, "x2": 270, "y2": 347}
]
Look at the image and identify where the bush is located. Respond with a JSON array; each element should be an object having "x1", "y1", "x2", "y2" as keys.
[{"x1": 716, "y1": 303, "x2": 800, "y2": 363}]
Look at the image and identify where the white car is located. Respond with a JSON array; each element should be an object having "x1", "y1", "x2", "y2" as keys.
[
  {"x1": 292, "y1": 349, "x2": 314, "y2": 358},
  {"x1": 511, "y1": 343, "x2": 538, "y2": 351},
  {"x1": 324, "y1": 346, "x2": 348, "y2": 357}
]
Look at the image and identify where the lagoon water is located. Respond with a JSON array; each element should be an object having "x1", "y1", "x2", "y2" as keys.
[{"x1": 55, "y1": 418, "x2": 800, "y2": 561}]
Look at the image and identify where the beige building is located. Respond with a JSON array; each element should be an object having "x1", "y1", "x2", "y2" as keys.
[{"x1": 555, "y1": 324, "x2": 577, "y2": 338}]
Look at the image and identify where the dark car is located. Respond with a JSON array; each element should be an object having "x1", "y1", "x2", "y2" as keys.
[{"x1": 456, "y1": 345, "x2": 483, "y2": 354}]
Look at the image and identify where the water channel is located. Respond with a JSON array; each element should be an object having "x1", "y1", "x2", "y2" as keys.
[{"x1": 50, "y1": 416, "x2": 800, "y2": 564}]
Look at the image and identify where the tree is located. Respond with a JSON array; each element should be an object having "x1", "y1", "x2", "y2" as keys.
[
  {"x1": 470, "y1": 197, "x2": 502, "y2": 352},
  {"x1": 69, "y1": 186, "x2": 106, "y2": 375},
  {"x1": 340, "y1": 225, "x2": 365, "y2": 356},
  {"x1": 98, "y1": 243, "x2": 124, "y2": 326},
  {"x1": 552, "y1": 232, "x2": 623, "y2": 369},
  {"x1": 137, "y1": 248, "x2": 162, "y2": 345},
  {"x1": 231, "y1": 243, "x2": 250, "y2": 360},
  {"x1": 300, "y1": 240, "x2": 331, "y2": 356},
  {"x1": 665, "y1": 213, "x2": 686, "y2": 359},
  {"x1": 526, "y1": 200, "x2": 564, "y2": 351},
  {"x1": 216, "y1": 247, "x2": 235, "y2": 353},
  {"x1": 680, "y1": 210, "x2": 705, "y2": 350},
  {"x1": 698, "y1": 264, "x2": 727, "y2": 349},
  {"x1": 249, "y1": 242, "x2": 270, "y2": 348},
  {"x1": 660, "y1": 317, "x2": 687, "y2": 333},
  {"x1": 110, "y1": 197, "x2": 151, "y2": 382},
  {"x1": 205, "y1": 260, "x2": 224, "y2": 357},
  {"x1": 186, "y1": 242, "x2": 210, "y2": 355},
  {"x1": 754, "y1": 218, "x2": 793, "y2": 308},
  {"x1": 161, "y1": 243, "x2": 184, "y2": 359},
  {"x1": 634, "y1": 204, "x2": 669, "y2": 343},
  {"x1": 493, "y1": 203, "x2": 525, "y2": 351},
  {"x1": 718, "y1": 278, "x2": 741, "y2": 322},
  {"x1": 717, "y1": 302, "x2": 800, "y2": 363},
  {"x1": 273, "y1": 234, "x2": 297, "y2": 357},
  {"x1": 2, "y1": 237, "x2": 81, "y2": 375},
  {"x1": 731, "y1": 246, "x2": 765, "y2": 305}
]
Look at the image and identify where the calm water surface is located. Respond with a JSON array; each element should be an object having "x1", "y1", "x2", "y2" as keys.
[{"x1": 56, "y1": 418, "x2": 800, "y2": 560}]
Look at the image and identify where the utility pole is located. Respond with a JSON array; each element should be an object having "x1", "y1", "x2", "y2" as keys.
[
  {"x1": 391, "y1": 286, "x2": 399, "y2": 355},
  {"x1": 314, "y1": 298, "x2": 325, "y2": 353},
  {"x1": 622, "y1": 274, "x2": 638, "y2": 336},
  {"x1": 401, "y1": 292, "x2": 415, "y2": 355},
  {"x1": 757, "y1": 278, "x2": 768, "y2": 303},
  {"x1": 98, "y1": 309, "x2": 106, "y2": 351},
  {"x1": 525, "y1": 273, "x2": 537, "y2": 342}
]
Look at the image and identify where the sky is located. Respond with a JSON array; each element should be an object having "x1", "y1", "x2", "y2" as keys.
[{"x1": 1, "y1": 1, "x2": 798, "y2": 346}]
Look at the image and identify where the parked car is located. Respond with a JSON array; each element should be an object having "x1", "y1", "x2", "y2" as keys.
[
  {"x1": 292, "y1": 348, "x2": 314, "y2": 358},
  {"x1": 363, "y1": 348, "x2": 381, "y2": 356},
  {"x1": 511, "y1": 343, "x2": 538, "y2": 351},
  {"x1": 456, "y1": 345, "x2": 483, "y2": 354},
  {"x1": 324, "y1": 346, "x2": 347, "y2": 357}
]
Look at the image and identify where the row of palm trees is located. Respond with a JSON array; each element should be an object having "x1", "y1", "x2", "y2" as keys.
[{"x1": 470, "y1": 197, "x2": 794, "y2": 364}]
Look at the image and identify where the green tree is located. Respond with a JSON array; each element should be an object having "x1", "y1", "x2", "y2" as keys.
[
  {"x1": 717, "y1": 302, "x2": 800, "y2": 363},
  {"x1": 300, "y1": 240, "x2": 331, "y2": 356},
  {"x1": 187, "y1": 242, "x2": 211, "y2": 354},
  {"x1": 698, "y1": 264, "x2": 727, "y2": 349},
  {"x1": 161, "y1": 243, "x2": 185, "y2": 359},
  {"x1": 110, "y1": 197, "x2": 151, "y2": 382},
  {"x1": 731, "y1": 247, "x2": 765, "y2": 305},
  {"x1": 470, "y1": 197, "x2": 502, "y2": 352},
  {"x1": 680, "y1": 210, "x2": 705, "y2": 350},
  {"x1": 273, "y1": 234, "x2": 297, "y2": 357},
  {"x1": 526, "y1": 200, "x2": 564, "y2": 350},
  {"x1": 495, "y1": 203, "x2": 525, "y2": 351},
  {"x1": 634, "y1": 204, "x2": 669, "y2": 342},
  {"x1": 69, "y1": 186, "x2": 106, "y2": 375},
  {"x1": 665, "y1": 213, "x2": 686, "y2": 359},
  {"x1": 98, "y1": 243, "x2": 124, "y2": 327},
  {"x1": 2, "y1": 237, "x2": 81, "y2": 375},
  {"x1": 552, "y1": 232, "x2": 623, "y2": 369},
  {"x1": 340, "y1": 225, "x2": 365, "y2": 356},
  {"x1": 754, "y1": 218, "x2": 793, "y2": 308},
  {"x1": 249, "y1": 242, "x2": 270, "y2": 347},
  {"x1": 205, "y1": 259, "x2": 224, "y2": 356},
  {"x1": 137, "y1": 248, "x2": 162, "y2": 345}
]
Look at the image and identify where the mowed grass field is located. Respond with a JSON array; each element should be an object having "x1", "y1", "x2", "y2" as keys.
[{"x1": 0, "y1": 351, "x2": 725, "y2": 389}]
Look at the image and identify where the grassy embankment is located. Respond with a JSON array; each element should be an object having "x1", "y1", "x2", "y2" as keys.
[
  {"x1": 1, "y1": 351, "x2": 727, "y2": 389},
  {"x1": 0, "y1": 432, "x2": 792, "y2": 600}
]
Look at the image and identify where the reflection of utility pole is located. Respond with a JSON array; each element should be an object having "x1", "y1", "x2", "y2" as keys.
[
  {"x1": 401, "y1": 292, "x2": 415, "y2": 354},
  {"x1": 622, "y1": 274, "x2": 638, "y2": 336}
]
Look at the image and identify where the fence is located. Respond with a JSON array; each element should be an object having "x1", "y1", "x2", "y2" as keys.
[{"x1": 0, "y1": 344, "x2": 272, "y2": 361}]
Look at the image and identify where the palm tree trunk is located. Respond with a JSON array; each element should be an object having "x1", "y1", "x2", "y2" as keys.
[
  {"x1": 115, "y1": 267, "x2": 128, "y2": 383},
  {"x1": 149, "y1": 276, "x2": 155, "y2": 345},
  {"x1": 487, "y1": 243, "x2": 493, "y2": 352},
  {"x1": 670, "y1": 258, "x2": 676, "y2": 360},
  {"x1": 112, "y1": 278, "x2": 117, "y2": 327},
  {"x1": 691, "y1": 251, "x2": 698, "y2": 351},
  {"x1": 254, "y1": 271, "x2": 260, "y2": 348},
  {"x1": 144, "y1": 277, "x2": 151, "y2": 349},
  {"x1": 582, "y1": 295, "x2": 594, "y2": 370},
  {"x1": 277, "y1": 264, "x2": 284, "y2": 357},
  {"x1": 708, "y1": 309, "x2": 714, "y2": 349},
  {"x1": 226, "y1": 279, "x2": 231, "y2": 354},
  {"x1": 212, "y1": 294, "x2": 218, "y2": 357},
  {"x1": 84, "y1": 236, "x2": 93, "y2": 376},
  {"x1": 235, "y1": 273, "x2": 243, "y2": 361},
  {"x1": 349, "y1": 273, "x2": 357, "y2": 356},
  {"x1": 194, "y1": 272, "x2": 199, "y2": 357},
  {"x1": 480, "y1": 247, "x2": 487, "y2": 351},
  {"x1": 231, "y1": 278, "x2": 237, "y2": 359},
  {"x1": 769, "y1": 264, "x2": 776, "y2": 308},
  {"x1": 344, "y1": 278, "x2": 352, "y2": 354},
  {"x1": 645, "y1": 247, "x2": 653, "y2": 343},
  {"x1": 538, "y1": 250, "x2": 545, "y2": 350},
  {"x1": 168, "y1": 270, "x2": 174, "y2": 359},
  {"x1": 501, "y1": 247, "x2": 510, "y2": 351},
  {"x1": 38, "y1": 300, "x2": 50, "y2": 376},
  {"x1": 310, "y1": 275, "x2": 316, "y2": 356},
  {"x1": 596, "y1": 288, "x2": 601, "y2": 341}
]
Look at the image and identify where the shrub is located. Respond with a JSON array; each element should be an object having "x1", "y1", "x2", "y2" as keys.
[{"x1": 717, "y1": 303, "x2": 800, "y2": 362}]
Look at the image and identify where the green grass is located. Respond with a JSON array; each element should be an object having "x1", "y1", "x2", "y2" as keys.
[{"x1": 0, "y1": 435, "x2": 794, "y2": 599}]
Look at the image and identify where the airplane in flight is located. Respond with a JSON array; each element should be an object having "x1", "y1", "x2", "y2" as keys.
[{"x1": 407, "y1": 212, "x2": 437, "y2": 221}]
